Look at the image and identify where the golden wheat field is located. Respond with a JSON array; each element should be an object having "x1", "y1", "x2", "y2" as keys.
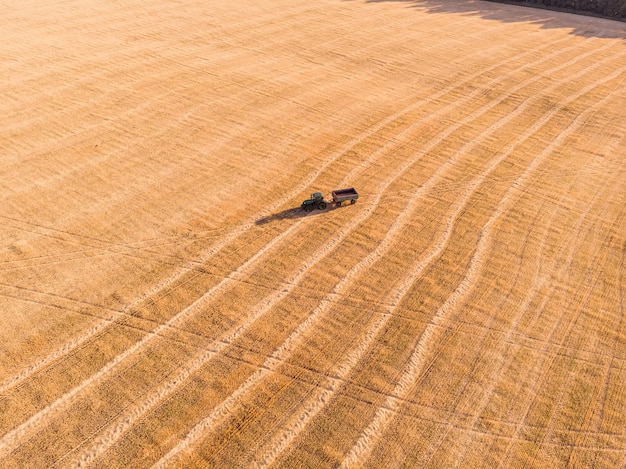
[{"x1": 1, "y1": 0, "x2": 625, "y2": 467}]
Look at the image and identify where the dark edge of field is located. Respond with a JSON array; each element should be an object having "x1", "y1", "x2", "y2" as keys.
[{"x1": 485, "y1": 0, "x2": 626, "y2": 22}]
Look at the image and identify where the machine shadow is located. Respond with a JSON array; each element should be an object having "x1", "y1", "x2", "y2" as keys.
[
  {"x1": 255, "y1": 204, "x2": 346, "y2": 225},
  {"x1": 363, "y1": 0, "x2": 625, "y2": 39}
]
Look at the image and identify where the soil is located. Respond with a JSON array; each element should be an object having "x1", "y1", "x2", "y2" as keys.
[{"x1": 0, "y1": 0, "x2": 624, "y2": 467}]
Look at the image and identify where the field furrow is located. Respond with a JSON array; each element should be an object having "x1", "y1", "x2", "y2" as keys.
[
  {"x1": 1, "y1": 0, "x2": 624, "y2": 467},
  {"x1": 0, "y1": 10, "x2": 573, "y2": 455},
  {"x1": 142, "y1": 35, "x2": 618, "y2": 468}
]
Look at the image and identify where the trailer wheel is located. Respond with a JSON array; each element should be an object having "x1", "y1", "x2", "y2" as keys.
[
  {"x1": 336, "y1": 201, "x2": 342, "y2": 207},
  {"x1": 351, "y1": 199, "x2": 356, "y2": 205},
  {"x1": 318, "y1": 201, "x2": 327, "y2": 210}
]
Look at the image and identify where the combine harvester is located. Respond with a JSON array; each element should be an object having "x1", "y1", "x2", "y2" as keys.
[{"x1": 301, "y1": 188, "x2": 358, "y2": 212}]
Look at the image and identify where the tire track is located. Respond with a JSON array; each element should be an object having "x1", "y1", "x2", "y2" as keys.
[
  {"x1": 0, "y1": 217, "x2": 232, "y2": 275},
  {"x1": 1, "y1": 1, "x2": 337, "y2": 136},
  {"x1": 530, "y1": 199, "x2": 626, "y2": 461},
  {"x1": 418, "y1": 107, "x2": 626, "y2": 465},
  {"x1": 147, "y1": 39, "x2": 621, "y2": 469},
  {"x1": 339, "y1": 70, "x2": 625, "y2": 468},
  {"x1": 497, "y1": 170, "x2": 626, "y2": 466},
  {"x1": 510, "y1": 230, "x2": 618, "y2": 466},
  {"x1": 249, "y1": 48, "x2": 626, "y2": 468},
  {"x1": 446, "y1": 139, "x2": 624, "y2": 467},
  {"x1": 417, "y1": 200, "x2": 554, "y2": 466},
  {"x1": 567, "y1": 135, "x2": 626, "y2": 465},
  {"x1": 0, "y1": 23, "x2": 563, "y2": 413},
  {"x1": 0, "y1": 25, "x2": 584, "y2": 463}
]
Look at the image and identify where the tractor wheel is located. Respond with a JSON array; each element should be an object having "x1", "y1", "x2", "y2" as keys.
[
  {"x1": 318, "y1": 201, "x2": 327, "y2": 210},
  {"x1": 304, "y1": 204, "x2": 314, "y2": 212}
]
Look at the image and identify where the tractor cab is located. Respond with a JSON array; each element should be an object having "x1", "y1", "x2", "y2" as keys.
[{"x1": 301, "y1": 192, "x2": 327, "y2": 212}]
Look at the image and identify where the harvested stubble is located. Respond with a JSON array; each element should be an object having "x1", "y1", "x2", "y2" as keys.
[{"x1": 0, "y1": 0, "x2": 625, "y2": 467}]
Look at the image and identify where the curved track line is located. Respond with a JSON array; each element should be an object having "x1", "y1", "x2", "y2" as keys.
[
  {"x1": 0, "y1": 19, "x2": 566, "y2": 411},
  {"x1": 528, "y1": 198, "x2": 626, "y2": 460},
  {"x1": 504, "y1": 218, "x2": 621, "y2": 467},
  {"x1": 458, "y1": 132, "x2": 618, "y2": 461},
  {"x1": 0, "y1": 32, "x2": 583, "y2": 463},
  {"x1": 339, "y1": 71, "x2": 625, "y2": 468},
  {"x1": 449, "y1": 145, "x2": 623, "y2": 467},
  {"x1": 0, "y1": 29, "x2": 539, "y2": 399},
  {"x1": 0, "y1": 32, "x2": 508, "y2": 393},
  {"x1": 498, "y1": 150, "x2": 626, "y2": 469},
  {"x1": 419, "y1": 91, "x2": 626, "y2": 466},
  {"x1": 0, "y1": 226, "x2": 224, "y2": 274},
  {"x1": 147, "y1": 41, "x2": 620, "y2": 469},
  {"x1": 250, "y1": 51, "x2": 626, "y2": 468}
]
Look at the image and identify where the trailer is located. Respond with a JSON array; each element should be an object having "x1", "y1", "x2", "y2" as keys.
[
  {"x1": 301, "y1": 188, "x2": 358, "y2": 212},
  {"x1": 331, "y1": 187, "x2": 358, "y2": 206}
]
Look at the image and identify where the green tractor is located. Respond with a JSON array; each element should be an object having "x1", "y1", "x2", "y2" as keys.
[{"x1": 301, "y1": 192, "x2": 328, "y2": 212}]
